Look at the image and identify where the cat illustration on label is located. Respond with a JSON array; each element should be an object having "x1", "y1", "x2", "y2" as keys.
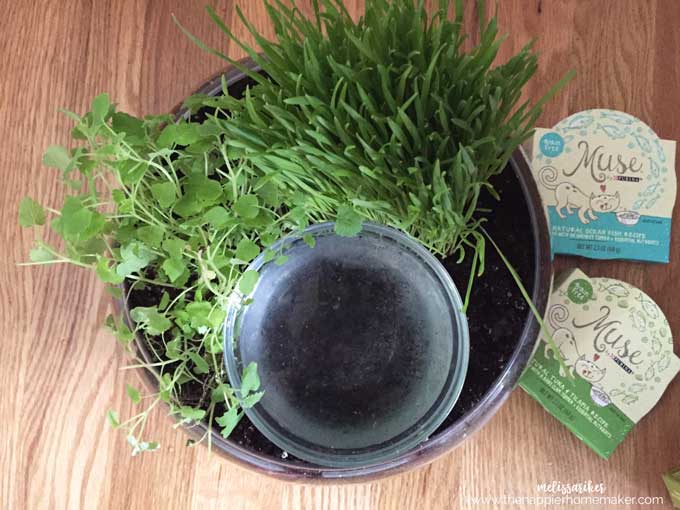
[
  {"x1": 544, "y1": 304, "x2": 580, "y2": 377},
  {"x1": 574, "y1": 355, "x2": 607, "y2": 383},
  {"x1": 544, "y1": 304, "x2": 607, "y2": 384},
  {"x1": 538, "y1": 166, "x2": 621, "y2": 224}
]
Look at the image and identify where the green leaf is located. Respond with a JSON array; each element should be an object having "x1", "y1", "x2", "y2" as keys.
[
  {"x1": 59, "y1": 108, "x2": 81, "y2": 123},
  {"x1": 96, "y1": 256, "x2": 125, "y2": 284},
  {"x1": 60, "y1": 197, "x2": 96, "y2": 240},
  {"x1": 203, "y1": 332, "x2": 223, "y2": 354},
  {"x1": 303, "y1": 234, "x2": 316, "y2": 248},
  {"x1": 117, "y1": 160, "x2": 147, "y2": 185},
  {"x1": 162, "y1": 238, "x2": 185, "y2": 259},
  {"x1": 116, "y1": 242, "x2": 157, "y2": 277},
  {"x1": 91, "y1": 93, "x2": 111, "y2": 123},
  {"x1": 210, "y1": 383, "x2": 232, "y2": 404},
  {"x1": 174, "y1": 123, "x2": 202, "y2": 145},
  {"x1": 130, "y1": 306, "x2": 172, "y2": 335},
  {"x1": 161, "y1": 257, "x2": 186, "y2": 283},
  {"x1": 335, "y1": 205, "x2": 363, "y2": 237},
  {"x1": 126, "y1": 384, "x2": 141, "y2": 404},
  {"x1": 175, "y1": 174, "x2": 222, "y2": 217},
  {"x1": 259, "y1": 231, "x2": 278, "y2": 247},
  {"x1": 104, "y1": 314, "x2": 134, "y2": 345},
  {"x1": 179, "y1": 406, "x2": 206, "y2": 421},
  {"x1": 170, "y1": 195, "x2": 197, "y2": 218},
  {"x1": 150, "y1": 182, "x2": 177, "y2": 208},
  {"x1": 185, "y1": 301, "x2": 226, "y2": 329},
  {"x1": 106, "y1": 285, "x2": 123, "y2": 300},
  {"x1": 234, "y1": 194, "x2": 259, "y2": 218},
  {"x1": 274, "y1": 255, "x2": 289, "y2": 266},
  {"x1": 127, "y1": 435, "x2": 160, "y2": 456},
  {"x1": 241, "y1": 390, "x2": 264, "y2": 409},
  {"x1": 145, "y1": 441, "x2": 161, "y2": 452},
  {"x1": 216, "y1": 407, "x2": 240, "y2": 438},
  {"x1": 159, "y1": 373, "x2": 174, "y2": 403},
  {"x1": 186, "y1": 173, "x2": 222, "y2": 202},
  {"x1": 111, "y1": 112, "x2": 145, "y2": 140},
  {"x1": 187, "y1": 351, "x2": 210, "y2": 374},
  {"x1": 18, "y1": 197, "x2": 46, "y2": 227},
  {"x1": 107, "y1": 409, "x2": 120, "y2": 429},
  {"x1": 239, "y1": 270, "x2": 259, "y2": 295},
  {"x1": 43, "y1": 145, "x2": 71, "y2": 171},
  {"x1": 288, "y1": 206, "x2": 308, "y2": 229},
  {"x1": 29, "y1": 245, "x2": 55, "y2": 262},
  {"x1": 158, "y1": 291, "x2": 170, "y2": 311},
  {"x1": 136, "y1": 225, "x2": 164, "y2": 248},
  {"x1": 202, "y1": 206, "x2": 231, "y2": 227},
  {"x1": 235, "y1": 238, "x2": 260, "y2": 262},
  {"x1": 157, "y1": 123, "x2": 203, "y2": 147},
  {"x1": 255, "y1": 180, "x2": 280, "y2": 207},
  {"x1": 240, "y1": 361, "x2": 260, "y2": 397},
  {"x1": 165, "y1": 338, "x2": 182, "y2": 360},
  {"x1": 156, "y1": 124, "x2": 177, "y2": 148}
]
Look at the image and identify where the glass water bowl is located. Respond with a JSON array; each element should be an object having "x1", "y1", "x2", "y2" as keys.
[{"x1": 224, "y1": 222, "x2": 469, "y2": 468}]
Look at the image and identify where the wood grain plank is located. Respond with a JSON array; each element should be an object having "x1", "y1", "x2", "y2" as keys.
[{"x1": 2, "y1": 1, "x2": 678, "y2": 509}]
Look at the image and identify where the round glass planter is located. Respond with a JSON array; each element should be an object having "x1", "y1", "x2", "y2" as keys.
[
  {"x1": 121, "y1": 57, "x2": 552, "y2": 480},
  {"x1": 224, "y1": 222, "x2": 469, "y2": 467}
]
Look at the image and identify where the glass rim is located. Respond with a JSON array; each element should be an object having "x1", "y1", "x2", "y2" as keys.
[{"x1": 224, "y1": 222, "x2": 470, "y2": 468}]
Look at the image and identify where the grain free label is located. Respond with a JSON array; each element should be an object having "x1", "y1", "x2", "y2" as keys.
[
  {"x1": 520, "y1": 269, "x2": 679, "y2": 459},
  {"x1": 532, "y1": 109, "x2": 677, "y2": 263}
]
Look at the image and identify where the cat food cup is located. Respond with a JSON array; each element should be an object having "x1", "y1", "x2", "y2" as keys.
[
  {"x1": 531, "y1": 109, "x2": 677, "y2": 263},
  {"x1": 519, "y1": 268, "x2": 680, "y2": 459}
]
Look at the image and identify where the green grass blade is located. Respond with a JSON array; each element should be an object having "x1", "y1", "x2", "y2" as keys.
[{"x1": 482, "y1": 227, "x2": 573, "y2": 380}]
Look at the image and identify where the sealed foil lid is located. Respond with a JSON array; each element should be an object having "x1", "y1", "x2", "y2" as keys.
[
  {"x1": 532, "y1": 109, "x2": 677, "y2": 262},
  {"x1": 520, "y1": 268, "x2": 679, "y2": 458}
]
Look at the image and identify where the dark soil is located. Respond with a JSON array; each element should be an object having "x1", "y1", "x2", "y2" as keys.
[
  {"x1": 127, "y1": 73, "x2": 535, "y2": 464},
  {"x1": 437, "y1": 167, "x2": 533, "y2": 428}
]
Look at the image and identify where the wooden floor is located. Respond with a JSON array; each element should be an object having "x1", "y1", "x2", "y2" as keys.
[{"x1": 2, "y1": 1, "x2": 679, "y2": 508}]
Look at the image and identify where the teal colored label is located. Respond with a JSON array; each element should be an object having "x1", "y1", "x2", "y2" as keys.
[
  {"x1": 548, "y1": 208, "x2": 671, "y2": 263},
  {"x1": 539, "y1": 132, "x2": 565, "y2": 157},
  {"x1": 532, "y1": 110, "x2": 676, "y2": 264},
  {"x1": 520, "y1": 343, "x2": 635, "y2": 460}
]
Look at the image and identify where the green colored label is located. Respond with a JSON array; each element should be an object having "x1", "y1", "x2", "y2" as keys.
[
  {"x1": 522, "y1": 268, "x2": 678, "y2": 459},
  {"x1": 567, "y1": 278, "x2": 592, "y2": 304},
  {"x1": 520, "y1": 344, "x2": 634, "y2": 459}
]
